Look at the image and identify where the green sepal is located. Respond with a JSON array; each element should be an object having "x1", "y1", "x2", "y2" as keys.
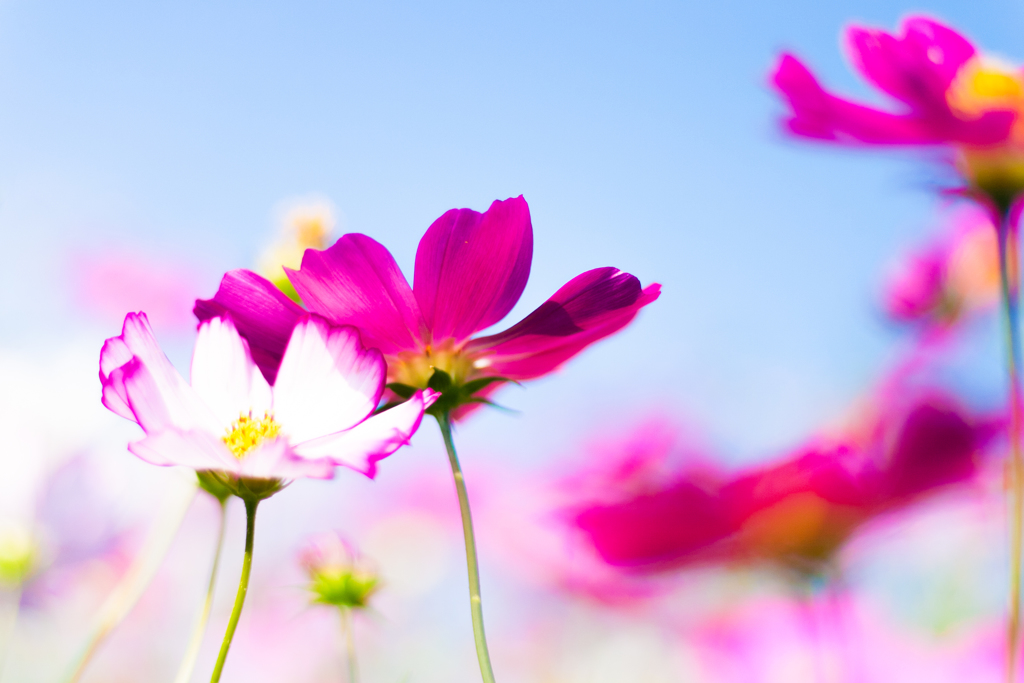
[
  {"x1": 426, "y1": 369, "x2": 453, "y2": 391},
  {"x1": 423, "y1": 370, "x2": 517, "y2": 417},
  {"x1": 196, "y1": 470, "x2": 233, "y2": 504},
  {"x1": 385, "y1": 382, "x2": 417, "y2": 399}
]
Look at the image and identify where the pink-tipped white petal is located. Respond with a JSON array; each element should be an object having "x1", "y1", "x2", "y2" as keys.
[
  {"x1": 100, "y1": 312, "x2": 216, "y2": 431},
  {"x1": 120, "y1": 359, "x2": 218, "y2": 434},
  {"x1": 292, "y1": 390, "x2": 436, "y2": 478},
  {"x1": 128, "y1": 429, "x2": 238, "y2": 471},
  {"x1": 272, "y1": 316, "x2": 386, "y2": 443},
  {"x1": 191, "y1": 316, "x2": 272, "y2": 427}
]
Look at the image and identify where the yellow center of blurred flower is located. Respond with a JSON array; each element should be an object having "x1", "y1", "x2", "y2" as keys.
[
  {"x1": 389, "y1": 341, "x2": 477, "y2": 388},
  {"x1": 947, "y1": 58, "x2": 1024, "y2": 204},
  {"x1": 223, "y1": 411, "x2": 281, "y2": 458},
  {"x1": 739, "y1": 493, "x2": 861, "y2": 563},
  {"x1": 948, "y1": 58, "x2": 1024, "y2": 119}
]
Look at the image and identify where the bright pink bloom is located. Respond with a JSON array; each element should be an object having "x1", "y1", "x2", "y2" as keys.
[
  {"x1": 99, "y1": 312, "x2": 435, "y2": 484},
  {"x1": 195, "y1": 196, "x2": 660, "y2": 413},
  {"x1": 884, "y1": 207, "x2": 1000, "y2": 328},
  {"x1": 574, "y1": 395, "x2": 990, "y2": 571},
  {"x1": 773, "y1": 16, "x2": 1024, "y2": 203}
]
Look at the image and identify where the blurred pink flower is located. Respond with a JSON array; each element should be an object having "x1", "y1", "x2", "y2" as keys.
[
  {"x1": 194, "y1": 196, "x2": 660, "y2": 416},
  {"x1": 884, "y1": 207, "x2": 1000, "y2": 328},
  {"x1": 772, "y1": 16, "x2": 1024, "y2": 206},
  {"x1": 99, "y1": 312, "x2": 435, "y2": 488},
  {"x1": 572, "y1": 393, "x2": 993, "y2": 573},
  {"x1": 71, "y1": 248, "x2": 210, "y2": 334}
]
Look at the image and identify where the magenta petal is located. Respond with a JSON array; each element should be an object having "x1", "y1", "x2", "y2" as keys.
[
  {"x1": 879, "y1": 400, "x2": 979, "y2": 500},
  {"x1": 287, "y1": 234, "x2": 425, "y2": 355},
  {"x1": 467, "y1": 269, "x2": 661, "y2": 380},
  {"x1": 414, "y1": 196, "x2": 533, "y2": 342},
  {"x1": 194, "y1": 270, "x2": 306, "y2": 384},
  {"x1": 772, "y1": 47, "x2": 1015, "y2": 146},
  {"x1": 846, "y1": 17, "x2": 975, "y2": 107},
  {"x1": 575, "y1": 480, "x2": 734, "y2": 567}
]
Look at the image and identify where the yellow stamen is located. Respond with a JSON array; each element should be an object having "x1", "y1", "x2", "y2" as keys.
[{"x1": 223, "y1": 411, "x2": 281, "y2": 458}]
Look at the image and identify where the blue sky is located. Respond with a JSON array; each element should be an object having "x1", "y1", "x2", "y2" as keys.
[{"x1": 2, "y1": 0, "x2": 1022, "y2": 468}]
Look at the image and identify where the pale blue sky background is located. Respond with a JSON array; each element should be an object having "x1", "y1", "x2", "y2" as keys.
[{"x1": 2, "y1": 0, "x2": 1022, "y2": 468}]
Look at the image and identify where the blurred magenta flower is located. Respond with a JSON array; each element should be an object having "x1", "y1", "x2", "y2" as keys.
[
  {"x1": 71, "y1": 248, "x2": 211, "y2": 335},
  {"x1": 884, "y1": 207, "x2": 1000, "y2": 329},
  {"x1": 195, "y1": 195, "x2": 660, "y2": 415},
  {"x1": 773, "y1": 15, "x2": 1024, "y2": 207},
  {"x1": 573, "y1": 394, "x2": 991, "y2": 573},
  {"x1": 99, "y1": 312, "x2": 435, "y2": 491}
]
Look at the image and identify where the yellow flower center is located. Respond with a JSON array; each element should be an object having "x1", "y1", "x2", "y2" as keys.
[
  {"x1": 223, "y1": 411, "x2": 281, "y2": 458},
  {"x1": 389, "y1": 341, "x2": 478, "y2": 388},
  {"x1": 947, "y1": 57, "x2": 1024, "y2": 120}
]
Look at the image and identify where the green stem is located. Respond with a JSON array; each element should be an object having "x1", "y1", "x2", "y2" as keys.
[
  {"x1": 998, "y1": 210, "x2": 1024, "y2": 683},
  {"x1": 340, "y1": 607, "x2": 358, "y2": 683},
  {"x1": 435, "y1": 412, "x2": 497, "y2": 683},
  {"x1": 209, "y1": 499, "x2": 258, "y2": 683},
  {"x1": 173, "y1": 499, "x2": 227, "y2": 683}
]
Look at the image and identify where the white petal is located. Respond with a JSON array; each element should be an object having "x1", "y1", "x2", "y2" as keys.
[
  {"x1": 272, "y1": 317, "x2": 385, "y2": 443},
  {"x1": 129, "y1": 429, "x2": 238, "y2": 471},
  {"x1": 236, "y1": 439, "x2": 336, "y2": 481},
  {"x1": 293, "y1": 390, "x2": 433, "y2": 478},
  {"x1": 190, "y1": 316, "x2": 272, "y2": 426}
]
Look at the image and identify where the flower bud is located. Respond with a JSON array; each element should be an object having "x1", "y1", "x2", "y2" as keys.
[{"x1": 299, "y1": 534, "x2": 379, "y2": 609}]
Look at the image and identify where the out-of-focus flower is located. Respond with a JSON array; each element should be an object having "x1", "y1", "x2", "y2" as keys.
[
  {"x1": 0, "y1": 522, "x2": 36, "y2": 588},
  {"x1": 195, "y1": 196, "x2": 660, "y2": 417},
  {"x1": 884, "y1": 207, "x2": 1001, "y2": 329},
  {"x1": 256, "y1": 199, "x2": 336, "y2": 304},
  {"x1": 99, "y1": 312, "x2": 435, "y2": 498},
  {"x1": 772, "y1": 16, "x2": 1024, "y2": 209},
  {"x1": 572, "y1": 393, "x2": 992, "y2": 574},
  {"x1": 70, "y1": 248, "x2": 211, "y2": 335},
  {"x1": 299, "y1": 533, "x2": 380, "y2": 609}
]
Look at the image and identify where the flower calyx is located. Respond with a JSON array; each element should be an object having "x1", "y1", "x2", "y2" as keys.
[
  {"x1": 196, "y1": 470, "x2": 286, "y2": 504},
  {"x1": 384, "y1": 369, "x2": 517, "y2": 417}
]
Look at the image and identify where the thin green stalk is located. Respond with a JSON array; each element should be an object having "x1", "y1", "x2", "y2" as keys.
[
  {"x1": 435, "y1": 412, "x2": 497, "y2": 683},
  {"x1": 65, "y1": 477, "x2": 197, "y2": 683},
  {"x1": 998, "y1": 210, "x2": 1024, "y2": 683},
  {"x1": 340, "y1": 607, "x2": 358, "y2": 683},
  {"x1": 173, "y1": 499, "x2": 227, "y2": 683},
  {"x1": 209, "y1": 499, "x2": 258, "y2": 683}
]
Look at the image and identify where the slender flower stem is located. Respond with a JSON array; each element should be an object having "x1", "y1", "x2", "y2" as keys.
[
  {"x1": 209, "y1": 499, "x2": 258, "y2": 683},
  {"x1": 340, "y1": 607, "x2": 358, "y2": 683},
  {"x1": 435, "y1": 412, "x2": 497, "y2": 683},
  {"x1": 64, "y1": 476, "x2": 197, "y2": 683},
  {"x1": 173, "y1": 499, "x2": 228, "y2": 683},
  {"x1": 999, "y1": 209, "x2": 1024, "y2": 683}
]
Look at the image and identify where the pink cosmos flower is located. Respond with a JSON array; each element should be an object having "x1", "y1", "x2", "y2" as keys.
[
  {"x1": 884, "y1": 207, "x2": 1001, "y2": 329},
  {"x1": 194, "y1": 196, "x2": 660, "y2": 415},
  {"x1": 772, "y1": 16, "x2": 1024, "y2": 206},
  {"x1": 573, "y1": 394, "x2": 992, "y2": 572},
  {"x1": 99, "y1": 311, "x2": 435, "y2": 492}
]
